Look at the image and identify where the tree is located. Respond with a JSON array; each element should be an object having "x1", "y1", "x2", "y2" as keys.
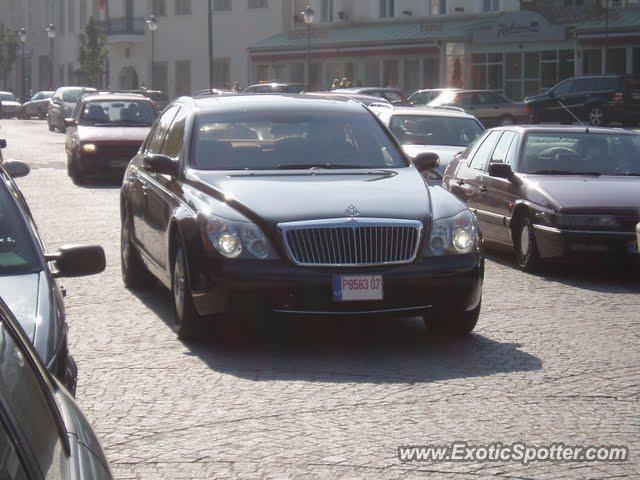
[
  {"x1": 0, "y1": 25, "x2": 19, "y2": 90},
  {"x1": 78, "y1": 17, "x2": 108, "y2": 87}
]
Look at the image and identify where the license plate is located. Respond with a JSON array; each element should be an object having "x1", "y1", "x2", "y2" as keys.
[{"x1": 333, "y1": 275, "x2": 383, "y2": 302}]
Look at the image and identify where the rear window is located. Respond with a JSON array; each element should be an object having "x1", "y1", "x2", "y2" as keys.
[
  {"x1": 80, "y1": 100, "x2": 157, "y2": 126},
  {"x1": 61, "y1": 90, "x2": 84, "y2": 103},
  {"x1": 389, "y1": 115, "x2": 484, "y2": 147},
  {"x1": 0, "y1": 93, "x2": 16, "y2": 102}
]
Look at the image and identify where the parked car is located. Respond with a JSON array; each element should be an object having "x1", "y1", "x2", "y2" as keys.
[
  {"x1": 409, "y1": 88, "x2": 461, "y2": 106},
  {"x1": 120, "y1": 95, "x2": 484, "y2": 339},
  {"x1": 0, "y1": 297, "x2": 113, "y2": 479},
  {"x1": 47, "y1": 86, "x2": 97, "y2": 133},
  {"x1": 65, "y1": 93, "x2": 158, "y2": 183},
  {"x1": 243, "y1": 83, "x2": 307, "y2": 94},
  {"x1": 373, "y1": 106, "x2": 485, "y2": 184},
  {"x1": 0, "y1": 155, "x2": 105, "y2": 393},
  {"x1": 332, "y1": 87, "x2": 410, "y2": 105},
  {"x1": 428, "y1": 90, "x2": 529, "y2": 127},
  {"x1": 442, "y1": 125, "x2": 640, "y2": 271},
  {"x1": 306, "y1": 91, "x2": 392, "y2": 107},
  {"x1": 19, "y1": 90, "x2": 55, "y2": 119},
  {"x1": 0, "y1": 91, "x2": 22, "y2": 118},
  {"x1": 525, "y1": 75, "x2": 640, "y2": 126}
]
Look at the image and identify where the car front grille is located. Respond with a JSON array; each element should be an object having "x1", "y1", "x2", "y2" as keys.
[
  {"x1": 279, "y1": 218, "x2": 423, "y2": 267},
  {"x1": 96, "y1": 144, "x2": 140, "y2": 161}
]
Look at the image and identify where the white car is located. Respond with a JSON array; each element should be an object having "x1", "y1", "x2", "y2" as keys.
[
  {"x1": 372, "y1": 106, "x2": 485, "y2": 184},
  {"x1": 0, "y1": 91, "x2": 22, "y2": 118}
]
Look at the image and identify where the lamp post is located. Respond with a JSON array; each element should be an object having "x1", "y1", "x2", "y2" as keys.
[
  {"x1": 45, "y1": 24, "x2": 55, "y2": 90},
  {"x1": 18, "y1": 28, "x2": 26, "y2": 103},
  {"x1": 146, "y1": 15, "x2": 158, "y2": 89},
  {"x1": 302, "y1": 6, "x2": 314, "y2": 88},
  {"x1": 208, "y1": 0, "x2": 214, "y2": 91}
]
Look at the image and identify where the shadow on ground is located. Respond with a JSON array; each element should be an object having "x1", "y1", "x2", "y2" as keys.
[{"x1": 132, "y1": 285, "x2": 542, "y2": 384}]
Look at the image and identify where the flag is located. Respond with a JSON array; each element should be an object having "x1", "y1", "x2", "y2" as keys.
[{"x1": 98, "y1": 0, "x2": 106, "y2": 11}]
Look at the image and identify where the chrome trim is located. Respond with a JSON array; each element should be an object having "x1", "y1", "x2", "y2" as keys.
[
  {"x1": 533, "y1": 224, "x2": 636, "y2": 236},
  {"x1": 278, "y1": 217, "x2": 424, "y2": 267},
  {"x1": 273, "y1": 305, "x2": 432, "y2": 315}
]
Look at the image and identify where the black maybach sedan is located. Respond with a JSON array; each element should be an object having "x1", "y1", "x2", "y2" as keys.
[{"x1": 120, "y1": 95, "x2": 484, "y2": 339}]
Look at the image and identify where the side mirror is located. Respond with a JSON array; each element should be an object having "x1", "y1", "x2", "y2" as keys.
[
  {"x1": 3, "y1": 161, "x2": 30, "y2": 179},
  {"x1": 0, "y1": 139, "x2": 6, "y2": 149},
  {"x1": 64, "y1": 118, "x2": 76, "y2": 127},
  {"x1": 47, "y1": 245, "x2": 106, "y2": 278},
  {"x1": 488, "y1": 162, "x2": 514, "y2": 180},
  {"x1": 412, "y1": 152, "x2": 440, "y2": 173},
  {"x1": 143, "y1": 153, "x2": 179, "y2": 176}
]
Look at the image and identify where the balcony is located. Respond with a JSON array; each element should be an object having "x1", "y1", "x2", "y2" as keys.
[{"x1": 99, "y1": 17, "x2": 146, "y2": 44}]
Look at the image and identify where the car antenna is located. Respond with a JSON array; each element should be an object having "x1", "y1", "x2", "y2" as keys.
[{"x1": 555, "y1": 98, "x2": 586, "y2": 127}]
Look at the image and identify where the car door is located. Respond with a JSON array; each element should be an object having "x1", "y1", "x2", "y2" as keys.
[
  {"x1": 135, "y1": 106, "x2": 179, "y2": 255},
  {"x1": 449, "y1": 131, "x2": 503, "y2": 216},
  {"x1": 142, "y1": 107, "x2": 186, "y2": 269},
  {"x1": 478, "y1": 131, "x2": 520, "y2": 244}
]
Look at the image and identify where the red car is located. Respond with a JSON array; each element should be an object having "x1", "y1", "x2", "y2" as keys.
[{"x1": 65, "y1": 93, "x2": 158, "y2": 183}]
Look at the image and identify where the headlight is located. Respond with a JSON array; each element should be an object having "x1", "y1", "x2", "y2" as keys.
[
  {"x1": 204, "y1": 215, "x2": 274, "y2": 259},
  {"x1": 427, "y1": 210, "x2": 478, "y2": 256},
  {"x1": 558, "y1": 214, "x2": 619, "y2": 229},
  {"x1": 82, "y1": 143, "x2": 97, "y2": 153}
]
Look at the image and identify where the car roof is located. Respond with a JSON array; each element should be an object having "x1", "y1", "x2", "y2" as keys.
[
  {"x1": 246, "y1": 83, "x2": 305, "y2": 88},
  {"x1": 191, "y1": 94, "x2": 367, "y2": 115},
  {"x1": 490, "y1": 125, "x2": 639, "y2": 135},
  {"x1": 335, "y1": 87, "x2": 401, "y2": 93},
  {"x1": 412, "y1": 88, "x2": 461, "y2": 93},
  {"x1": 82, "y1": 93, "x2": 151, "y2": 102}
]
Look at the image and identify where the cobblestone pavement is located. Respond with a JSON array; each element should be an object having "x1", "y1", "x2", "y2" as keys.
[{"x1": 2, "y1": 119, "x2": 639, "y2": 479}]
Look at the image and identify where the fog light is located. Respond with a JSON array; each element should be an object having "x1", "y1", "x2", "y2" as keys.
[{"x1": 82, "y1": 143, "x2": 97, "y2": 153}]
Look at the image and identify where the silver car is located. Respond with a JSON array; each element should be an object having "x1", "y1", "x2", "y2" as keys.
[
  {"x1": 373, "y1": 106, "x2": 485, "y2": 184},
  {"x1": 0, "y1": 91, "x2": 22, "y2": 118},
  {"x1": 428, "y1": 90, "x2": 529, "y2": 127}
]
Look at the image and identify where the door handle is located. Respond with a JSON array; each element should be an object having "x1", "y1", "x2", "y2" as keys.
[{"x1": 479, "y1": 186, "x2": 488, "y2": 193}]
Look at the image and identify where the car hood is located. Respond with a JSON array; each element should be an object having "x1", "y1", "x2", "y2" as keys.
[
  {"x1": 0, "y1": 273, "x2": 40, "y2": 341},
  {"x1": 402, "y1": 145, "x2": 464, "y2": 175},
  {"x1": 189, "y1": 167, "x2": 431, "y2": 225},
  {"x1": 524, "y1": 175, "x2": 640, "y2": 211},
  {"x1": 77, "y1": 125, "x2": 151, "y2": 143}
]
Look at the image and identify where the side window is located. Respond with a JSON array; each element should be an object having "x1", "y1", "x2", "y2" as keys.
[
  {"x1": 469, "y1": 131, "x2": 502, "y2": 170},
  {"x1": 455, "y1": 93, "x2": 471, "y2": 106},
  {"x1": 490, "y1": 131, "x2": 517, "y2": 166},
  {"x1": 162, "y1": 109, "x2": 187, "y2": 159},
  {"x1": 147, "y1": 106, "x2": 180, "y2": 154},
  {"x1": 571, "y1": 78, "x2": 595, "y2": 93},
  {"x1": 552, "y1": 80, "x2": 573, "y2": 96},
  {"x1": 0, "y1": 418, "x2": 29, "y2": 479}
]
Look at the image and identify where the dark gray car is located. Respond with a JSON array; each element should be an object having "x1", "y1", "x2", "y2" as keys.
[
  {"x1": 0, "y1": 296, "x2": 113, "y2": 479},
  {"x1": 47, "y1": 87, "x2": 97, "y2": 133},
  {"x1": 20, "y1": 91, "x2": 55, "y2": 119}
]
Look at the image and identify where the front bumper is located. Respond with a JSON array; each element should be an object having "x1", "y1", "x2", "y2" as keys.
[
  {"x1": 534, "y1": 224, "x2": 640, "y2": 261},
  {"x1": 77, "y1": 153, "x2": 131, "y2": 176},
  {"x1": 191, "y1": 254, "x2": 484, "y2": 318}
]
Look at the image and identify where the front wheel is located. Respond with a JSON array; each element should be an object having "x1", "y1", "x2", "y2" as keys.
[
  {"x1": 424, "y1": 304, "x2": 480, "y2": 336},
  {"x1": 172, "y1": 244, "x2": 201, "y2": 340},
  {"x1": 588, "y1": 105, "x2": 605, "y2": 126},
  {"x1": 67, "y1": 154, "x2": 84, "y2": 184},
  {"x1": 514, "y1": 217, "x2": 541, "y2": 272}
]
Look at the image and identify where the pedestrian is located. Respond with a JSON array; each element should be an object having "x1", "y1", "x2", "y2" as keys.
[
  {"x1": 340, "y1": 77, "x2": 349, "y2": 88},
  {"x1": 346, "y1": 80, "x2": 352, "y2": 87},
  {"x1": 233, "y1": 81, "x2": 241, "y2": 92},
  {"x1": 331, "y1": 78, "x2": 340, "y2": 90}
]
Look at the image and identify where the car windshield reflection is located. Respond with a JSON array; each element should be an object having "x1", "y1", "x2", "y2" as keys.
[{"x1": 79, "y1": 100, "x2": 157, "y2": 127}]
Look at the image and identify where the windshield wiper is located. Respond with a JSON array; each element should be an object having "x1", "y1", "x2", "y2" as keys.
[
  {"x1": 277, "y1": 163, "x2": 372, "y2": 170},
  {"x1": 527, "y1": 170, "x2": 602, "y2": 176}
]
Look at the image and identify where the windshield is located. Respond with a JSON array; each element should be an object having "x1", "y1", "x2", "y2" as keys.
[
  {"x1": 61, "y1": 89, "x2": 87, "y2": 103},
  {"x1": 79, "y1": 100, "x2": 157, "y2": 126},
  {"x1": 0, "y1": 93, "x2": 16, "y2": 102},
  {"x1": 193, "y1": 110, "x2": 407, "y2": 170},
  {"x1": 389, "y1": 115, "x2": 484, "y2": 147},
  {"x1": 0, "y1": 186, "x2": 40, "y2": 275},
  {"x1": 521, "y1": 132, "x2": 640, "y2": 175}
]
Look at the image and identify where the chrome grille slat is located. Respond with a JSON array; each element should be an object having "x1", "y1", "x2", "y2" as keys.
[{"x1": 280, "y1": 218, "x2": 423, "y2": 267}]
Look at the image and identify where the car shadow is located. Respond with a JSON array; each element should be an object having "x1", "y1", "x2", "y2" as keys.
[
  {"x1": 73, "y1": 177, "x2": 123, "y2": 190},
  {"x1": 131, "y1": 286, "x2": 542, "y2": 385}
]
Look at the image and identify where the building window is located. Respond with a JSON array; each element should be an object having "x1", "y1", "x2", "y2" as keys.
[
  {"x1": 472, "y1": 53, "x2": 503, "y2": 91},
  {"x1": 321, "y1": 0, "x2": 334, "y2": 22},
  {"x1": 248, "y1": 0, "x2": 268, "y2": 8},
  {"x1": 153, "y1": 61, "x2": 168, "y2": 92},
  {"x1": 256, "y1": 65, "x2": 269, "y2": 83},
  {"x1": 483, "y1": 0, "x2": 500, "y2": 12},
  {"x1": 379, "y1": 0, "x2": 395, "y2": 18},
  {"x1": 213, "y1": 58, "x2": 230, "y2": 88},
  {"x1": 213, "y1": 0, "x2": 231, "y2": 11},
  {"x1": 633, "y1": 48, "x2": 640, "y2": 75},
  {"x1": 404, "y1": 59, "x2": 419, "y2": 93},
  {"x1": 69, "y1": 0, "x2": 76, "y2": 33},
  {"x1": 607, "y1": 48, "x2": 627, "y2": 74},
  {"x1": 290, "y1": 63, "x2": 305, "y2": 83},
  {"x1": 79, "y1": 0, "x2": 87, "y2": 27},
  {"x1": 175, "y1": 0, "x2": 192, "y2": 15},
  {"x1": 423, "y1": 56, "x2": 439, "y2": 88},
  {"x1": 430, "y1": 0, "x2": 446, "y2": 15},
  {"x1": 175, "y1": 60, "x2": 191, "y2": 96},
  {"x1": 153, "y1": 0, "x2": 167, "y2": 16},
  {"x1": 583, "y1": 49, "x2": 602, "y2": 75}
]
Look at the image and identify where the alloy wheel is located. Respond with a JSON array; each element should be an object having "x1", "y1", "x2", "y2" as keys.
[
  {"x1": 589, "y1": 107, "x2": 603, "y2": 126},
  {"x1": 173, "y1": 250, "x2": 187, "y2": 326}
]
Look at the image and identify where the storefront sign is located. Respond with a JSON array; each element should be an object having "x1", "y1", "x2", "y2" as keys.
[{"x1": 473, "y1": 11, "x2": 566, "y2": 44}]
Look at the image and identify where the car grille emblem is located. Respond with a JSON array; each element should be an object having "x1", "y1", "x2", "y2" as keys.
[{"x1": 345, "y1": 205, "x2": 360, "y2": 217}]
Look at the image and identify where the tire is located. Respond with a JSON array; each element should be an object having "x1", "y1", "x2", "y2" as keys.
[
  {"x1": 424, "y1": 303, "x2": 481, "y2": 336},
  {"x1": 499, "y1": 115, "x2": 516, "y2": 126},
  {"x1": 588, "y1": 104, "x2": 605, "y2": 127},
  {"x1": 514, "y1": 217, "x2": 541, "y2": 272},
  {"x1": 120, "y1": 204, "x2": 151, "y2": 289},
  {"x1": 172, "y1": 242, "x2": 201, "y2": 340},
  {"x1": 67, "y1": 154, "x2": 84, "y2": 184}
]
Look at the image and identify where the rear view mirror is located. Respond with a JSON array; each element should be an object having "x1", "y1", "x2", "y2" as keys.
[
  {"x1": 412, "y1": 152, "x2": 440, "y2": 173},
  {"x1": 488, "y1": 162, "x2": 513, "y2": 179},
  {"x1": 143, "y1": 153, "x2": 179, "y2": 176},
  {"x1": 47, "y1": 245, "x2": 106, "y2": 278},
  {"x1": 3, "y1": 161, "x2": 30, "y2": 179}
]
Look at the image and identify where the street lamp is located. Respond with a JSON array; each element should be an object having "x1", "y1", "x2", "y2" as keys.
[
  {"x1": 18, "y1": 28, "x2": 26, "y2": 103},
  {"x1": 302, "y1": 5, "x2": 314, "y2": 88},
  {"x1": 45, "y1": 24, "x2": 56, "y2": 89},
  {"x1": 146, "y1": 15, "x2": 158, "y2": 89}
]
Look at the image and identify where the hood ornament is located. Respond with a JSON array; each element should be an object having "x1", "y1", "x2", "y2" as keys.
[{"x1": 345, "y1": 205, "x2": 360, "y2": 217}]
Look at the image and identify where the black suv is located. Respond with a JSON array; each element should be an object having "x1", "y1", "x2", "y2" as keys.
[{"x1": 526, "y1": 75, "x2": 640, "y2": 126}]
